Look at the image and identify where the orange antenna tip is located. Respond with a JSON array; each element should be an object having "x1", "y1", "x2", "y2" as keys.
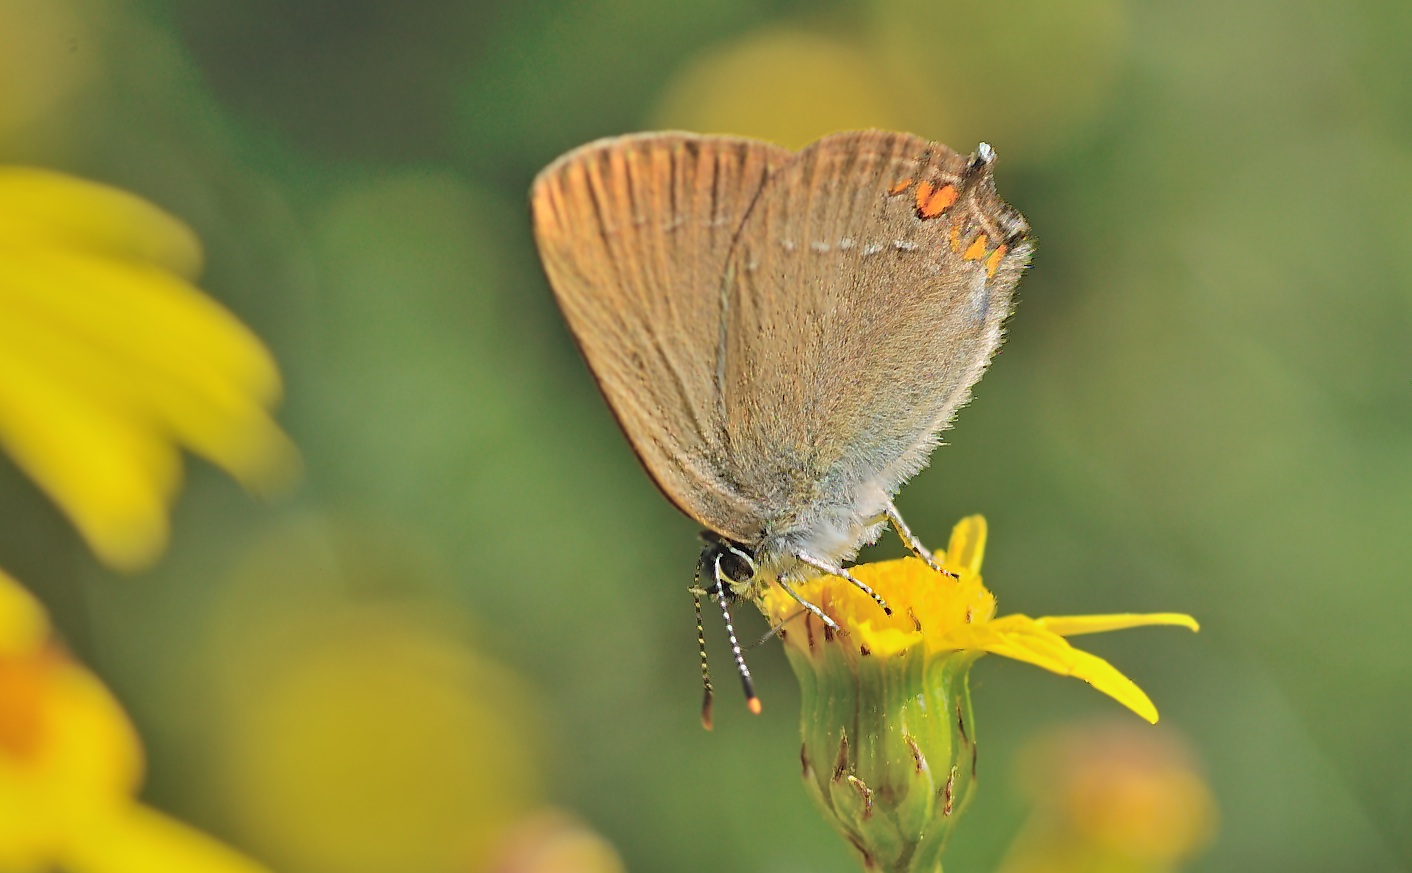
[{"x1": 747, "y1": 696, "x2": 763, "y2": 715}]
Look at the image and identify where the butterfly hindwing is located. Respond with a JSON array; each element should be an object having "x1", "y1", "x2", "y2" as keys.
[{"x1": 532, "y1": 133, "x2": 794, "y2": 542}]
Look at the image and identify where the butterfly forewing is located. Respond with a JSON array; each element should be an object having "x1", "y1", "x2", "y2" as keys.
[
  {"x1": 531, "y1": 133, "x2": 793, "y2": 542},
  {"x1": 719, "y1": 131, "x2": 1032, "y2": 516}
]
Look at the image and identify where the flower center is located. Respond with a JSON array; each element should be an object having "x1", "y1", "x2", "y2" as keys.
[
  {"x1": 762, "y1": 553, "x2": 998, "y2": 660},
  {"x1": 0, "y1": 651, "x2": 50, "y2": 760}
]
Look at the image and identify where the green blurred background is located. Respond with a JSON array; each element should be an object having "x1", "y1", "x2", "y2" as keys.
[{"x1": 2, "y1": 0, "x2": 1409, "y2": 870}]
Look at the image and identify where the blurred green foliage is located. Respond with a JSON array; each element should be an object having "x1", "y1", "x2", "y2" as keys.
[{"x1": 1, "y1": 0, "x2": 1409, "y2": 871}]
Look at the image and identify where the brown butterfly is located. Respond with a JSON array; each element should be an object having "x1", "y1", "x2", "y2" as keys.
[{"x1": 532, "y1": 130, "x2": 1031, "y2": 724}]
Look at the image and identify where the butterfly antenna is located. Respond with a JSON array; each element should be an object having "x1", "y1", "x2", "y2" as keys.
[
  {"x1": 713, "y1": 556, "x2": 761, "y2": 715},
  {"x1": 693, "y1": 588, "x2": 716, "y2": 730}
]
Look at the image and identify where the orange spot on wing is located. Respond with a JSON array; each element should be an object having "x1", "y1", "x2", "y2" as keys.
[
  {"x1": 985, "y1": 244, "x2": 1008, "y2": 277},
  {"x1": 888, "y1": 178, "x2": 913, "y2": 196},
  {"x1": 917, "y1": 183, "x2": 958, "y2": 219},
  {"x1": 963, "y1": 233, "x2": 989, "y2": 261},
  {"x1": 948, "y1": 224, "x2": 962, "y2": 253}
]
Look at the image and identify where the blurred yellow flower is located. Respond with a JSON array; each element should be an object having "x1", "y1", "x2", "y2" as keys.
[
  {"x1": 760, "y1": 515, "x2": 1198, "y2": 723},
  {"x1": 0, "y1": 167, "x2": 297, "y2": 571},
  {"x1": 484, "y1": 809, "x2": 626, "y2": 873},
  {"x1": 999, "y1": 721, "x2": 1217, "y2": 873},
  {"x1": 212, "y1": 593, "x2": 544, "y2": 873},
  {"x1": 195, "y1": 516, "x2": 630, "y2": 873},
  {"x1": 649, "y1": 27, "x2": 908, "y2": 150},
  {"x1": 0, "y1": 567, "x2": 273, "y2": 873}
]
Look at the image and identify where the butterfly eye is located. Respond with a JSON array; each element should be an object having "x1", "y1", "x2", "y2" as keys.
[{"x1": 718, "y1": 546, "x2": 756, "y2": 584}]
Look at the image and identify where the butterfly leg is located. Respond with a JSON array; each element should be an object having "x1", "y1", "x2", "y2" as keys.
[
  {"x1": 794, "y1": 552, "x2": 892, "y2": 616},
  {"x1": 884, "y1": 500, "x2": 958, "y2": 579},
  {"x1": 774, "y1": 577, "x2": 841, "y2": 632}
]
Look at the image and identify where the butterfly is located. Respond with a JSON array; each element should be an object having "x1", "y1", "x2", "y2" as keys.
[{"x1": 532, "y1": 130, "x2": 1031, "y2": 723}]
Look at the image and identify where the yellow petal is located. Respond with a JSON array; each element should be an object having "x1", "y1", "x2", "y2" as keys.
[
  {"x1": 1035, "y1": 613, "x2": 1200, "y2": 636},
  {"x1": 34, "y1": 652, "x2": 145, "y2": 803},
  {"x1": 943, "y1": 619, "x2": 1160, "y2": 723},
  {"x1": 0, "y1": 168, "x2": 203, "y2": 279},
  {"x1": 62, "y1": 805, "x2": 273, "y2": 873},
  {"x1": 0, "y1": 571, "x2": 48, "y2": 655},
  {"x1": 0, "y1": 227, "x2": 300, "y2": 569},
  {"x1": 851, "y1": 621, "x2": 923, "y2": 659},
  {"x1": 0, "y1": 332, "x2": 177, "y2": 570},
  {"x1": 0, "y1": 252, "x2": 297, "y2": 489},
  {"x1": 0, "y1": 246, "x2": 283, "y2": 409},
  {"x1": 0, "y1": 645, "x2": 145, "y2": 867},
  {"x1": 942, "y1": 515, "x2": 987, "y2": 576}
]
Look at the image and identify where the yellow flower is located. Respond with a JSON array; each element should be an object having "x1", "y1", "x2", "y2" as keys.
[
  {"x1": 759, "y1": 515, "x2": 1197, "y2": 723},
  {"x1": 648, "y1": 27, "x2": 908, "y2": 150},
  {"x1": 484, "y1": 809, "x2": 627, "y2": 873},
  {"x1": 213, "y1": 609, "x2": 544, "y2": 873},
  {"x1": 0, "y1": 167, "x2": 297, "y2": 571},
  {"x1": 998, "y1": 721, "x2": 1217, "y2": 873},
  {"x1": 758, "y1": 516, "x2": 1197, "y2": 873},
  {"x1": 0, "y1": 568, "x2": 273, "y2": 872}
]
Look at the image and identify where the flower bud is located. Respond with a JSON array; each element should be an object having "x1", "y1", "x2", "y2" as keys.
[{"x1": 793, "y1": 638, "x2": 982, "y2": 872}]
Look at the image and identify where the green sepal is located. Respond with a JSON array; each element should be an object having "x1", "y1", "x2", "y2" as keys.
[{"x1": 790, "y1": 636, "x2": 982, "y2": 873}]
